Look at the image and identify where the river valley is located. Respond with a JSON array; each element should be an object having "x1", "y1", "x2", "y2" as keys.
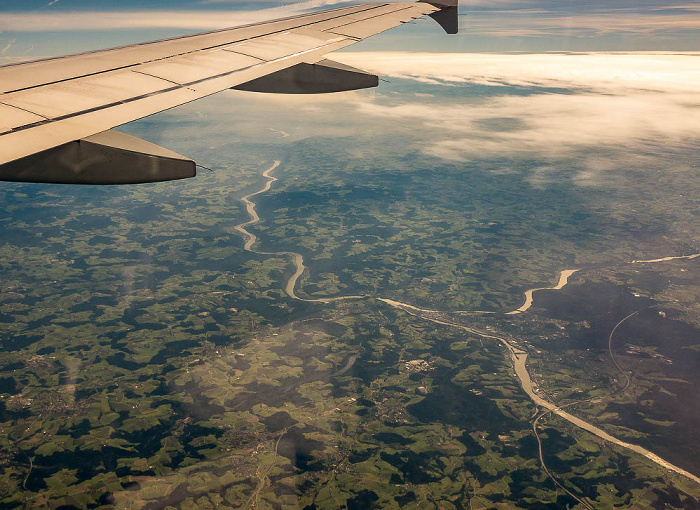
[{"x1": 232, "y1": 160, "x2": 700, "y2": 492}]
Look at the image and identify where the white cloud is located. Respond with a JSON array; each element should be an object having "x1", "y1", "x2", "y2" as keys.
[
  {"x1": 111, "y1": 51, "x2": 697, "y2": 189},
  {"x1": 211, "y1": 52, "x2": 700, "y2": 173},
  {"x1": 336, "y1": 52, "x2": 700, "y2": 94},
  {"x1": 333, "y1": 52, "x2": 700, "y2": 184},
  {"x1": 463, "y1": 11, "x2": 700, "y2": 37},
  {"x1": 384, "y1": 92, "x2": 699, "y2": 157}
]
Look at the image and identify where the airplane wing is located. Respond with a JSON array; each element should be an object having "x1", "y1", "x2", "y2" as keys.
[{"x1": 0, "y1": 0, "x2": 457, "y2": 184}]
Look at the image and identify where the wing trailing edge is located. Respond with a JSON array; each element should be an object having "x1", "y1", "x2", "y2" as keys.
[{"x1": 421, "y1": 0, "x2": 459, "y2": 34}]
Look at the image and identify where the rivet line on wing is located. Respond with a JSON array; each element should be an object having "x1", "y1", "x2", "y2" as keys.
[{"x1": 1, "y1": 83, "x2": 186, "y2": 135}]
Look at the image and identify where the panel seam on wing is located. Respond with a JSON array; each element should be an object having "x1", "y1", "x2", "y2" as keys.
[
  {"x1": 324, "y1": 4, "x2": 418, "y2": 31},
  {"x1": 1, "y1": 39, "x2": 340, "y2": 135},
  {"x1": 0, "y1": 3, "x2": 395, "y2": 95},
  {"x1": 0, "y1": 102, "x2": 50, "y2": 121},
  {"x1": 131, "y1": 70, "x2": 196, "y2": 89}
]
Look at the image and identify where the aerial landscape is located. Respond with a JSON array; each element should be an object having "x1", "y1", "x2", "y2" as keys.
[{"x1": 0, "y1": 0, "x2": 699, "y2": 508}]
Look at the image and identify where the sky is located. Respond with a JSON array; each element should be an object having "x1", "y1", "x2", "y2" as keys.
[
  {"x1": 110, "y1": 49, "x2": 696, "y2": 196},
  {"x1": 0, "y1": 0, "x2": 699, "y2": 58},
  {"x1": 0, "y1": 0, "x2": 698, "y2": 190}
]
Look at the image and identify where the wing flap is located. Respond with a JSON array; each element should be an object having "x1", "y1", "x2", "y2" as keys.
[
  {"x1": 1, "y1": 70, "x2": 175, "y2": 119},
  {"x1": 0, "y1": 87, "x2": 201, "y2": 165}
]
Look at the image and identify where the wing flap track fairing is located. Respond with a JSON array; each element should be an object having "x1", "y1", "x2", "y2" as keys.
[
  {"x1": 232, "y1": 59, "x2": 378, "y2": 94},
  {"x1": 0, "y1": 130, "x2": 195, "y2": 184}
]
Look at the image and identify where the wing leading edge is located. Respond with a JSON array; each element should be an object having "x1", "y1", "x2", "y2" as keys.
[{"x1": 0, "y1": 0, "x2": 457, "y2": 184}]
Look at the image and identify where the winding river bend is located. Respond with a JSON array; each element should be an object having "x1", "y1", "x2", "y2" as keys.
[
  {"x1": 233, "y1": 161, "x2": 362, "y2": 303},
  {"x1": 233, "y1": 161, "x2": 700, "y2": 486},
  {"x1": 506, "y1": 269, "x2": 579, "y2": 315}
]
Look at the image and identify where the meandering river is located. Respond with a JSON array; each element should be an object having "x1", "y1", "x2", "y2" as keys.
[
  {"x1": 506, "y1": 269, "x2": 579, "y2": 314},
  {"x1": 233, "y1": 161, "x2": 362, "y2": 303},
  {"x1": 233, "y1": 161, "x2": 700, "y2": 486}
]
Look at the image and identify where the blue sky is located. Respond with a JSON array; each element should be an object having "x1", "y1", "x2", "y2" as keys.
[
  {"x1": 0, "y1": 0, "x2": 698, "y2": 58},
  {"x1": 1, "y1": 0, "x2": 698, "y2": 11}
]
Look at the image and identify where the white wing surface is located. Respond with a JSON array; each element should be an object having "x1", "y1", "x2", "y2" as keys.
[{"x1": 0, "y1": 0, "x2": 457, "y2": 184}]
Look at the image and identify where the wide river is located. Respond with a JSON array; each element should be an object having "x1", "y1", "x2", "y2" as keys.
[{"x1": 233, "y1": 160, "x2": 700, "y2": 486}]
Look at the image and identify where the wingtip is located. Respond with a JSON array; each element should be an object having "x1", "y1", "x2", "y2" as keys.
[
  {"x1": 419, "y1": 0, "x2": 459, "y2": 34},
  {"x1": 422, "y1": 0, "x2": 457, "y2": 6}
]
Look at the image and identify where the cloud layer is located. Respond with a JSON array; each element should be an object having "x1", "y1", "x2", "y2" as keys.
[
  {"x1": 2, "y1": 0, "x2": 698, "y2": 35},
  {"x1": 337, "y1": 52, "x2": 700, "y2": 93},
  {"x1": 463, "y1": 11, "x2": 700, "y2": 37},
  {"x1": 333, "y1": 52, "x2": 700, "y2": 184}
]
